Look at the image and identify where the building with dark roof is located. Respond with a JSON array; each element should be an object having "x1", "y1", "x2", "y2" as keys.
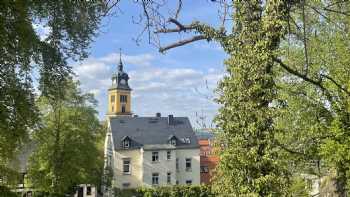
[{"x1": 104, "y1": 53, "x2": 200, "y2": 190}]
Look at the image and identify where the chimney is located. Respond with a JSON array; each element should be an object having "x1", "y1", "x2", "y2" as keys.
[
  {"x1": 168, "y1": 115, "x2": 174, "y2": 125},
  {"x1": 133, "y1": 114, "x2": 138, "y2": 117},
  {"x1": 156, "y1": 112, "x2": 161, "y2": 117}
]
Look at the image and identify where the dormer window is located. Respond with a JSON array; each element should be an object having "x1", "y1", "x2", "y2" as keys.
[
  {"x1": 171, "y1": 139, "x2": 176, "y2": 146},
  {"x1": 168, "y1": 135, "x2": 177, "y2": 146},
  {"x1": 122, "y1": 136, "x2": 131, "y2": 149},
  {"x1": 181, "y1": 137, "x2": 191, "y2": 144},
  {"x1": 123, "y1": 140, "x2": 130, "y2": 149}
]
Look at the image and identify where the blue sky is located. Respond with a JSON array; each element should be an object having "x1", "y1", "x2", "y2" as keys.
[{"x1": 72, "y1": 1, "x2": 228, "y2": 128}]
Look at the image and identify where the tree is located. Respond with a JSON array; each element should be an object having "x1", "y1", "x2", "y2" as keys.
[
  {"x1": 0, "y1": 0, "x2": 113, "y2": 181},
  {"x1": 123, "y1": 1, "x2": 350, "y2": 195},
  {"x1": 2, "y1": 0, "x2": 350, "y2": 195},
  {"x1": 28, "y1": 80, "x2": 104, "y2": 195},
  {"x1": 272, "y1": 1, "x2": 350, "y2": 195}
]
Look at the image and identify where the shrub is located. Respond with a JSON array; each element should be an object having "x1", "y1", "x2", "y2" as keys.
[{"x1": 114, "y1": 185, "x2": 214, "y2": 197}]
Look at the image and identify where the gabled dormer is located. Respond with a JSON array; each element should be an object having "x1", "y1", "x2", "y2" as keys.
[
  {"x1": 121, "y1": 136, "x2": 132, "y2": 149},
  {"x1": 168, "y1": 135, "x2": 178, "y2": 146}
]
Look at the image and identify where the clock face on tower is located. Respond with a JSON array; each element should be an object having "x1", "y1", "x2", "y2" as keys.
[{"x1": 120, "y1": 79, "x2": 126, "y2": 85}]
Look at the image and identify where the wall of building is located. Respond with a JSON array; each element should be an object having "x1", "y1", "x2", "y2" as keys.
[
  {"x1": 142, "y1": 149, "x2": 176, "y2": 187},
  {"x1": 199, "y1": 139, "x2": 219, "y2": 184},
  {"x1": 114, "y1": 149, "x2": 143, "y2": 188},
  {"x1": 113, "y1": 147, "x2": 200, "y2": 188},
  {"x1": 108, "y1": 89, "x2": 131, "y2": 114},
  {"x1": 175, "y1": 148, "x2": 200, "y2": 185}
]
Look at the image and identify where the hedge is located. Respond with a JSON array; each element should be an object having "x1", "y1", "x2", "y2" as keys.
[
  {"x1": 114, "y1": 185, "x2": 215, "y2": 197},
  {"x1": 0, "y1": 186, "x2": 19, "y2": 197}
]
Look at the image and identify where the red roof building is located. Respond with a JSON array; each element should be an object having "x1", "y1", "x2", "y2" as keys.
[{"x1": 196, "y1": 130, "x2": 219, "y2": 184}]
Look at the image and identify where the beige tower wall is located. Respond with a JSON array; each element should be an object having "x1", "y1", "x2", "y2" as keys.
[{"x1": 108, "y1": 89, "x2": 131, "y2": 115}]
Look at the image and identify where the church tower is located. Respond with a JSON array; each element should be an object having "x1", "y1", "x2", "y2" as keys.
[{"x1": 107, "y1": 50, "x2": 132, "y2": 117}]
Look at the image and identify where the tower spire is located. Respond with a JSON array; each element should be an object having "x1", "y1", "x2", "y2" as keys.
[{"x1": 118, "y1": 48, "x2": 123, "y2": 72}]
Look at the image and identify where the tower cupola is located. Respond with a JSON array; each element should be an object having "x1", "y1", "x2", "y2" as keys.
[{"x1": 107, "y1": 49, "x2": 132, "y2": 117}]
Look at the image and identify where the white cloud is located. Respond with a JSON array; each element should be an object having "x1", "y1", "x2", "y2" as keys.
[
  {"x1": 74, "y1": 60, "x2": 111, "y2": 79},
  {"x1": 100, "y1": 53, "x2": 154, "y2": 67},
  {"x1": 72, "y1": 52, "x2": 223, "y2": 128}
]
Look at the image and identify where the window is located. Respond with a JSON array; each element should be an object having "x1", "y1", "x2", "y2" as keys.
[
  {"x1": 167, "y1": 172, "x2": 171, "y2": 184},
  {"x1": 152, "y1": 173, "x2": 159, "y2": 185},
  {"x1": 185, "y1": 158, "x2": 192, "y2": 171},
  {"x1": 167, "y1": 151, "x2": 171, "y2": 160},
  {"x1": 123, "y1": 159, "x2": 131, "y2": 174},
  {"x1": 120, "y1": 95, "x2": 127, "y2": 103},
  {"x1": 111, "y1": 105, "x2": 114, "y2": 112},
  {"x1": 86, "y1": 186, "x2": 91, "y2": 195},
  {"x1": 111, "y1": 95, "x2": 115, "y2": 102},
  {"x1": 186, "y1": 180, "x2": 192, "y2": 185},
  {"x1": 170, "y1": 139, "x2": 176, "y2": 146},
  {"x1": 123, "y1": 139, "x2": 130, "y2": 149},
  {"x1": 176, "y1": 180, "x2": 179, "y2": 185},
  {"x1": 121, "y1": 105, "x2": 126, "y2": 113},
  {"x1": 122, "y1": 182, "x2": 130, "y2": 188},
  {"x1": 176, "y1": 158, "x2": 179, "y2": 171},
  {"x1": 200, "y1": 166, "x2": 209, "y2": 173},
  {"x1": 152, "y1": 152, "x2": 159, "y2": 162}
]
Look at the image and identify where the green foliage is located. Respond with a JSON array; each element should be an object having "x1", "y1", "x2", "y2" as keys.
[
  {"x1": 0, "y1": 0, "x2": 106, "y2": 186},
  {"x1": 27, "y1": 81, "x2": 104, "y2": 195},
  {"x1": 276, "y1": 1, "x2": 350, "y2": 195},
  {"x1": 287, "y1": 176, "x2": 309, "y2": 197},
  {"x1": 104, "y1": 166, "x2": 113, "y2": 188},
  {"x1": 213, "y1": 1, "x2": 292, "y2": 196},
  {"x1": 206, "y1": 0, "x2": 350, "y2": 196},
  {"x1": 113, "y1": 185, "x2": 214, "y2": 197},
  {"x1": 0, "y1": 185, "x2": 19, "y2": 197}
]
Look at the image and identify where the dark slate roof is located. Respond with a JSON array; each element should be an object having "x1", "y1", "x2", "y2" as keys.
[{"x1": 110, "y1": 116, "x2": 199, "y2": 150}]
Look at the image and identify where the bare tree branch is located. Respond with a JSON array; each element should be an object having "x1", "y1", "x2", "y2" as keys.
[
  {"x1": 274, "y1": 139, "x2": 308, "y2": 156},
  {"x1": 273, "y1": 57, "x2": 324, "y2": 90},
  {"x1": 302, "y1": 2, "x2": 309, "y2": 75},
  {"x1": 141, "y1": 0, "x2": 152, "y2": 43},
  {"x1": 307, "y1": 5, "x2": 344, "y2": 30},
  {"x1": 159, "y1": 35, "x2": 207, "y2": 53},
  {"x1": 101, "y1": 0, "x2": 122, "y2": 17},
  {"x1": 274, "y1": 57, "x2": 350, "y2": 99},
  {"x1": 175, "y1": 0, "x2": 182, "y2": 19},
  {"x1": 321, "y1": 74, "x2": 350, "y2": 96},
  {"x1": 323, "y1": 7, "x2": 350, "y2": 16},
  {"x1": 155, "y1": 19, "x2": 198, "y2": 33},
  {"x1": 325, "y1": 0, "x2": 350, "y2": 8},
  {"x1": 168, "y1": 18, "x2": 186, "y2": 30},
  {"x1": 218, "y1": 0, "x2": 229, "y2": 29}
]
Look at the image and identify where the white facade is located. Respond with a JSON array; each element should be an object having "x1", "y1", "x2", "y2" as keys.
[
  {"x1": 104, "y1": 129, "x2": 200, "y2": 189},
  {"x1": 175, "y1": 149, "x2": 200, "y2": 185}
]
